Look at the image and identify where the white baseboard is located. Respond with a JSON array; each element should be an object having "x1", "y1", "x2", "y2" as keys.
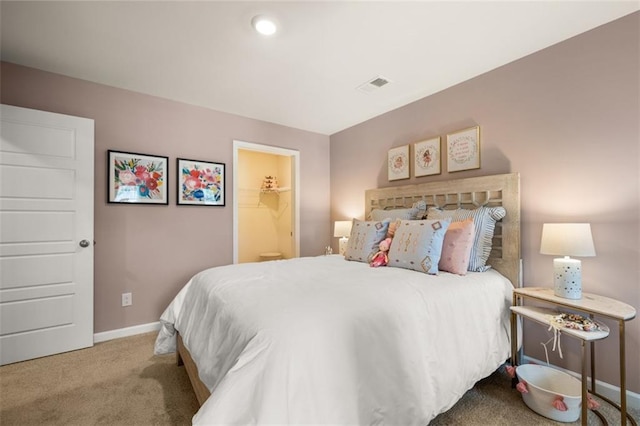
[
  {"x1": 93, "y1": 321, "x2": 161, "y2": 343},
  {"x1": 523, "y1": 355, "x2": 640, "y2": 410}
]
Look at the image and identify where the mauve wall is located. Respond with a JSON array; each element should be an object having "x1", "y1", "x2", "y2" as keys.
[
  {"x1": 1, "y1": 61, "x2": 331, "y2": 333},
  {"x1": 330, "y1": 13, "x2": 639, "y2": 392}
]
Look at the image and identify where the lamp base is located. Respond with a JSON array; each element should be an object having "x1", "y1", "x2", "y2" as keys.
[
  {"x1": 339, "y1": 237, "x2": 348, "y2": 256},
  {"x1": 553, "y1": 257, "x2": 582, "y2": 299}
]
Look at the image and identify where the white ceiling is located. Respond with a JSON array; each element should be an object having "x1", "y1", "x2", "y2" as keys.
[{"x1": 1, "y1": 1, "x2": 638, "y2": 135}]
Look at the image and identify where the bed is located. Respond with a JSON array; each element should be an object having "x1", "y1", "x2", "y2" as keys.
[{"x1": 154, "y1": 172, "x2": 521, "y2": 425}]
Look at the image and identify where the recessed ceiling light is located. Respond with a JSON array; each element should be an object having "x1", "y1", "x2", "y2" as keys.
[{"x1": 252, "y1": 15, "x2": 277, "y2": 36}]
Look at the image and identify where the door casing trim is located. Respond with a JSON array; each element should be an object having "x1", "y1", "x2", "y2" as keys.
[{"x1": 232, "y1": 140, "x2": 300, "y2": 264}]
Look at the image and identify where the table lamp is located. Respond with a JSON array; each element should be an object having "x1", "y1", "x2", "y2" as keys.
[
  {"x1": 540, "y1": 223, "x2": 596, "y2": 299},
  {"x1": 334, "y1": 220, "x2": 352, "y2": 256}
]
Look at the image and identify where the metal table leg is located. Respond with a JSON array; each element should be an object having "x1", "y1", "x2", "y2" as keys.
[
  {"x1": 581, "y1": 340, "x2": 588, "y2": 426},
  {"x1": 620, "y1": 320, "x2": 627, "y2": 426},
  {"x1": 588, "y1": 320, "x2": 636, "y2": 426},
  {"x1": 510, "y1": 293, "x2": 519, "y2": 388}
]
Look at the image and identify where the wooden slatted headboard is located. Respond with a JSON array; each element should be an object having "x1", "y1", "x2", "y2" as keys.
[{"x1": 365, "y1": 173, "x2": 521, "y2": 287}]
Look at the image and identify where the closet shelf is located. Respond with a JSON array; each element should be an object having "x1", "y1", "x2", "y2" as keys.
[{"x1": 240, "y1": 187, "x2": 291, "y2": 193}]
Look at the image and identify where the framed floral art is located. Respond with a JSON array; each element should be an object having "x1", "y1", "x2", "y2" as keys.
[
  {"x1": 447, "y1": 126, "x2": 481, "y2": 172},
  {"x1": 413, "y1": 137, "x2": 441, "y2": 177},
  {"x1": 388, "y1": 145, "x2": 409, "y2": 181},
  {"x1": 107, "y1": 150, "x2": 168, "y2": 204},
  {"x1": 177, "y1": 158, "x2": 225, "y2": 206}
]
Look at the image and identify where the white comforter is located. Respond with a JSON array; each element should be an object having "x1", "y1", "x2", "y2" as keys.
[{"x1": 155, "y1": 255, "x2": 513, "y2": 425}]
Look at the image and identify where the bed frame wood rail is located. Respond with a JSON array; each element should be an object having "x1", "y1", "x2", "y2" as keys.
[{"x1": 177, "y1": 333, "x2": 211, "y2": 405}]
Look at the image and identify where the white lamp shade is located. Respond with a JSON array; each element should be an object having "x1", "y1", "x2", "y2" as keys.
[
  {"x1": 540, "y1": 223, "x2": 595, "y2": 257},
  {"x1": 333, "y1": 220, "x2": 353, "y2": 238}
]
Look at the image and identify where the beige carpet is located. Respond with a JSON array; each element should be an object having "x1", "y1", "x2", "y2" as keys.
[{"x1": 0, "y1": 332, "x2": 637, "y2": 425}]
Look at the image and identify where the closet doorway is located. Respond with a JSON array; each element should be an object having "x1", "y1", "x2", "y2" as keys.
[{"x1": 233, "y1": 140, "x2": 300, "y2": 264}]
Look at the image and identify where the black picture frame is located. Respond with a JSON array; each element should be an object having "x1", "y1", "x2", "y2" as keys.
[
  {"x1": 107, "y1": 150, "x2": 168, "y2": 205},
  {"x1": 176, "y1": 158, "x2": 225, "y2": 206}
]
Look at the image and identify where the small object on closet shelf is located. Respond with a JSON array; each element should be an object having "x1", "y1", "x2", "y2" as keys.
[
  {"x1": 261, "y1": 175, "x2": 279, "y2": 193},
  {"x1": 259, "y1": 252, "x2": 282, "y2": 261}
]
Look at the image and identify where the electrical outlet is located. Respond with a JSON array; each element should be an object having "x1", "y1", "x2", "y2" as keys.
[{"x1": 122, "y1": 292, "x2": 132, "y2": 307}]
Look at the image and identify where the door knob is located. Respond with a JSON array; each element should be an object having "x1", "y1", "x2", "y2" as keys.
[{"x1": 79, "y1": 239, "x2": 91, "y2": 248}]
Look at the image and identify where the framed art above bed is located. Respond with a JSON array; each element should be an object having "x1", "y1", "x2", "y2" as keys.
[
  {"x1": 446, "y1": 126, "x2": 481, "y2": 172},
  {"x1": 387, "y1": 145, "x2": 410, "y2": 181},
  {"x1": 413, "y1": 137, "x2": 441, "y2": 177}
]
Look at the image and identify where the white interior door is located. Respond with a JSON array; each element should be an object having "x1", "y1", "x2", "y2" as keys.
[{"x1": 0, "y1": 104, "x2": 94, "y2": 365}]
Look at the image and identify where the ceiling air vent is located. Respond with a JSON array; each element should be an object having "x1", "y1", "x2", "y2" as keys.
[{"x1": 357, "y1": 76, "x2": 392, "y2": 93}]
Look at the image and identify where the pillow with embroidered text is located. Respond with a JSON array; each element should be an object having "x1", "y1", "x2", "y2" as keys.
[
  {"x1": 344, "y1": 219, "x2": 391, "y2": 263},
  {"x1": 427, "y1": 206, "x2": 506, "y2": 272},
  {"x1": 387, "y1": 219, "x2": 451, "y2": 274}
]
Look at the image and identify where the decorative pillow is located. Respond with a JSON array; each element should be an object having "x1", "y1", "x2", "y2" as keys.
[
  {"x1": 439, "y1": 219, "x2": 475, "y2": 275},
  {"x1": 387, "y1": 219, "x2": 401, "y2": 238},
  {"x1": 344, "y1": 219, "x2": 391, "y2": 263},
  {"x1": 387, "y1": 219, "x2": 451, "y2": 274},
  {"x1": 427, "y1": 206, "x2": 506, "y2": 272},
  {"x1": 369, "y1": 200, "x2": 427, "y2": 221}
]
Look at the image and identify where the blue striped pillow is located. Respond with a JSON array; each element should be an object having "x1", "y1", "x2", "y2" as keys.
[{"x1": 426, "y1": 206, "x2": 506, "y2": 272}]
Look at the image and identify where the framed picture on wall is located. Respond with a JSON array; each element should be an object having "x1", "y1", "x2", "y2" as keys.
[
  {"x1": 177, "y1": 158, "x2": 225, "y2": 206},
  {"x1": 107, "y1": 150, "x2": 168, "y2": 204},
  {"x1": 388, "y1": 145, "x2": 409, "y2": 181},
  {"x1": 446, "y1": 126, "x2": 481, "y2": 172},
  {"x1": 413, "y1": 137, "x2": 441, "y2": 177}
]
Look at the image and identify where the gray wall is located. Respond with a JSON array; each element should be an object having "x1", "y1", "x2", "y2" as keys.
[
  {"x1": 330, "y1": 13, "x2": 639, "y2": 392},
  {"x1": 1, "y1": 61, "x2": 331, "y2": 333}
]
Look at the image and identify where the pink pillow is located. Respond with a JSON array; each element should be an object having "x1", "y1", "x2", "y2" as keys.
[{"x1": 439, "y1": 219, "x2": 475, "y2": 275}]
